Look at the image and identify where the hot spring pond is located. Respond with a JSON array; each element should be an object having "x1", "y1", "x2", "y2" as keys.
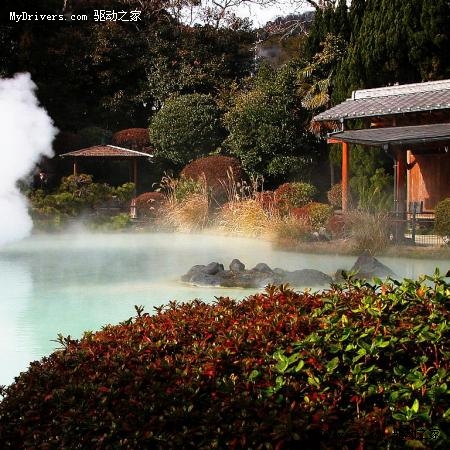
[{"x1": 0, "y1": 232, "x2": 447, "y2": 387}]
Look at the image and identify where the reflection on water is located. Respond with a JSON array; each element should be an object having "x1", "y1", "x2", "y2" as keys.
[{"x1": 0, "y1": 232, "x2": 447, "y2": 387}]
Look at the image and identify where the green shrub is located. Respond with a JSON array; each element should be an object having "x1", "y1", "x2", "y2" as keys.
[
  {"x1": 274, "y1": 182, "x2": 318, "y2": 215},
  {"x1": 1, "y1": 275, "x2": 449, "y2": 449},
  {"x1": 268, "y1": 272, "x2": 450, "y2": 449},
  {"x1": 292, "y1": 202, "x2": 334, "y2": 229},
  {"x1": 149, "y1": 94, "x2": 225, "y2": 166},
  {"x1": 327, "y1": 183, "x2": 342, "y2": 209},
  {"x1": 434, "y1": 198, "x2": 450, "y2": 236},
  {"x1": 28, "y1": 175, "x2": 134, "y2": 230}
]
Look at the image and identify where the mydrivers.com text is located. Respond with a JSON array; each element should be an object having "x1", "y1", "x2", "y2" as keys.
[{"x1": 9, "y1": 10, "x2": 142, "y2": 22}]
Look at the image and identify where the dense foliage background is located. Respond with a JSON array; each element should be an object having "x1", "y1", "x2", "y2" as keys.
[{"x1": 2, "y1": 0, "x2": 450, "y2": 196}]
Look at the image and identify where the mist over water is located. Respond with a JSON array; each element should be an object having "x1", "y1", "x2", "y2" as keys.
[{"x1": 0, "y1": 73, "x2": 57, "y2": 246}]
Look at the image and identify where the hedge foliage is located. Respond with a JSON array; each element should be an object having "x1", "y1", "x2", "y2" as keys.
[
  {"x1": 181, "y1": 155, "x2": 246, "y2": 204},
  {"x1": 1, "y1": 274, "x2": 449, "y2": 449},
  {"x1": 434, "y1": 198, "x2": 450, "y2": 236},
  {"x1": 274, "y1": 182, "x2": 318, "y2": 215},
  {"x1": 112, "y1": 128, "x2": 152, "y2": 152}
]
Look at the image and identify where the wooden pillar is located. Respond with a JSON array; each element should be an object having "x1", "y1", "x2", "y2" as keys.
[
  {"x1": 395, "y1": 148, "x2": 407, "y2": 214},
  {"x1": 73, "y1": 160, "x2": 78, "y2": 176},
  {"x1": 342, "y1": 141, "x2": 349, "y2": 211}
]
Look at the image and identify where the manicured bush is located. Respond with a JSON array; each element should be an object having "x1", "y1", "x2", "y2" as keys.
[
  {"x1": 434, "y1": 198, "x2": 450, "y2": 236},
  {"x1": 112, "y1": 128, "x2": 152, "y2": 152},
  {"x1": 1, "y1": 275, "x2": 448, "y2": 449},
  {"x1": 180, "y1": 155, "x2": 246, "y2": 204},
  {"x1": 149, "y1": 94, "x2": 225, "y2": 166},
  {"x1": 291, "y1": 202, "x2": 334, "y2": 229},
  {"x1": 274, "y1": 182, "x2": 318, "y2": 215},
  {"x1": 327, "y1": 182, "x2": 342, "y2": 209},
  {"x1": 134, "y1": 191, "x2": 166, "y2": 219}
]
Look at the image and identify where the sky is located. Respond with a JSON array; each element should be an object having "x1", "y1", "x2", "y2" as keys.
[
  {"x1": 235, "y1": 1, "x2": 309, "y2": 27},
  {"x1": 182, "y1": 0, "x2": 312, "y2": 28}
]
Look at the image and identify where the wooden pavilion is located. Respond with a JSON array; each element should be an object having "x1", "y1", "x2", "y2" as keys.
[
  {"x1": 59, "y1": 145, "x2": 153, "y2": 192},
  {"x1": 313, "y1": 79, "x2": 450, "y2": 213}
]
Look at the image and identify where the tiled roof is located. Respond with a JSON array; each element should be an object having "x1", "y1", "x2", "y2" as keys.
[
  {"x1": 313, "y1": 79, "x2": 450, "y2": 122},
  {"x1": 60, "y1": 145, "x2": 153, "y2": 158},
  {"x1": 329, "y1": 123, "x2": 450, "y2": 147}
]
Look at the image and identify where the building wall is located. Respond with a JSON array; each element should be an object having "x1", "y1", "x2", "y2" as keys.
[{"x1": 407, "y1": 150, "x2": 450, "y2": 211}]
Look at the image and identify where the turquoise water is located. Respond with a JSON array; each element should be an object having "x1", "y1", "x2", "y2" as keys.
[{"x1": 0, "y1": 232, "x2": 447, "y2": 387}]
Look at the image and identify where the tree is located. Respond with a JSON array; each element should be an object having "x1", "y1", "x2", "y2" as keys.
[
  {"x1": 149, "y1": 93, "x2": 225, "y2": 166},
  {"x1": 333, "y1": 0, "x2": 450, "y2": 101},
  {"x1": 224, "y1": 62, "x2": 320, "y2": 182}
]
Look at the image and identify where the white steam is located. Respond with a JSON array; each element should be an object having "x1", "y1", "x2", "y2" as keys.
[{"x1": 0, "y1": 73, "x2": 57, "y2": 246}]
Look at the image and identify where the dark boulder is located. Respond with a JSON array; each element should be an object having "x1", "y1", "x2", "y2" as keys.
[
  {"x1": 230, "y1": 259, "x2": 245, "y2": 272},
  {"x1": 182, "y1": 260, "x2": 332, "y2": 288},
  {"x1": 282, "y1": 269, "x2": 333, "y2": 286},
  {"x1": 335, "y1": 254, "x2": 396, "y2": 281}
]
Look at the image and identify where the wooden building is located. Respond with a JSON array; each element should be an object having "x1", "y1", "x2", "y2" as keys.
[{"x1": 313, "y1": 80, "x2": 450, "y2": 213}]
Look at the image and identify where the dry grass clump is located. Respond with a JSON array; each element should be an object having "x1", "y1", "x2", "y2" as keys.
[
  {"x1": 158, "y1": 174, "x2": 210, "y2": 232},
  {"x1": 343, "y1": 210, "x2": 391, "y2": 255},
  {"x1": 271, "y1": 215, "x2": 312, "y2": 247},
  {"x1": 215, "y1": 199, "x2": 276, "y2": 237}
]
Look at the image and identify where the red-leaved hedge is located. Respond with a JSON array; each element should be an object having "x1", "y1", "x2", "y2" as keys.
[
  {"x1": 1, "y1": 277, "x2": 449, "y2": 449},
  {"x1": 181, "y1": 155, "x2": 246, "y2": 203},
  {"x1": 112, "y1": 128, "x2": 152, "y2": 152}
]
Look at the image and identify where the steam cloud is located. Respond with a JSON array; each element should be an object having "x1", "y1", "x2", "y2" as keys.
[{"x1": 0, "y1": 73, "x2": 57, "y2": 246}]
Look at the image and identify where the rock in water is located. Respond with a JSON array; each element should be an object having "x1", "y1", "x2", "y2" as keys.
[
  {"x1": 282, "y1": 269, "x2": 333, "y2": 286},
  {"x1": 181, "y1": 260, "x2": 332, "y2": 288},
  {"x1": 229, "y1": 259, "x2": 245, "y2": 272},
  {"x1": 350, "y1": 254, "x2": 396, "y2": 279}
]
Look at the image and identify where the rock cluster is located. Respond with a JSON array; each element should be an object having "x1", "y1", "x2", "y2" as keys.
[{"x1": 181, "y1": 255, "x2": 396, "y2": 288}]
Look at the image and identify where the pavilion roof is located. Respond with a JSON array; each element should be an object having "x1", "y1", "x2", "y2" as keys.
[
  {"x1": 313, "y1": 79, "x2": 450, "y2": 122},
  {"x1": 60, "y1": 145, "x2": 153, "y2": 159},
  {"x1": 328, "y1": 122, "x2": 450, "y2": 148}
]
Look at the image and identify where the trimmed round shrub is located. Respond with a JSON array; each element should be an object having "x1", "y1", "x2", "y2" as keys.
[
  {"x1": 134, "y1": 191, "x2": 166, "y2": 219},
  {"x1": 327, "y1": 183, "x2": 342, "y2": 209},
  {"x1": 291, "y1": 202, "x2": 334, "y2": 229},
  {"x1": 434, "y1": 197, "x2": 450, "y2": 236},
  {"x1": 181, "y1": 155, "x2": 246, "y2": 204},
  {"x1": 149, "y1": 94, "x2": 225, "y2": 165},
  {"x1": 112, "y1": 128, "x2": 152, "y2": 152},
  {"x1": 274, "y1": 182, "x2": 318, "y2": 215}
]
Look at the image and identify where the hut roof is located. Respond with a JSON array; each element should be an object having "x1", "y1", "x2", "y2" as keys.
[
  {"x1": 328, "y1": 122, "x2": 450, "y2": 148},
  {"x1": 60, "y1": 145, "x2": 153, "y2": 159},
  {"x1": 313, "y1": 79, "x2": 450, "y2": 122}
]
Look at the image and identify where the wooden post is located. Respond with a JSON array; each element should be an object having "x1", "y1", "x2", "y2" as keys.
[
  {"x1": 73, "y1": 160, "x2": 78, "y2": 176},
  {"x1": 342, "y1": 141, "x2": 349, "y2": 211},
  {"x1": 396, "y1": 148, "x2": 407, "y2": 214}
]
